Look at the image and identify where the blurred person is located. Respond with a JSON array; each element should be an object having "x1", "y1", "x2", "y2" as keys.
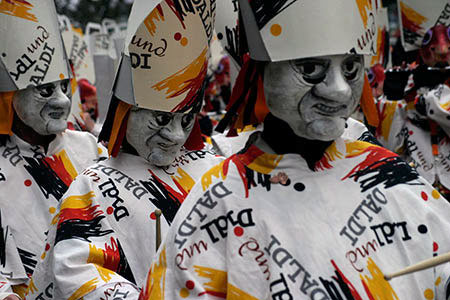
[{"x1": 0, "y1": 1, "x2": 107, "y2": 298}]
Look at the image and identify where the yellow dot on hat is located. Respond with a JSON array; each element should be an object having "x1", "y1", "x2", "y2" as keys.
[
  {"x1": 179, "y1": 288, "x2": 189, "y2": 298},
  {"x1": 181, "y1": 37, "x2": 188, "y2": 46},
  {"x1": 59, "y1": 73, "x2": 65, "y2": 79},
  {"x1": 49, "y1": 207, "x2": 56, "y2": 214},
  {"x1": 270, "y1": 24, "x2": 282, "y2": 36},
  {"x1": 424, "y1": 289, "x2": 434, "y2": 300},
  {"x1": 97, "y1": 147, "x2": 103, "y2": 155},
  {"x1": 432, "y1": 189, "x2": 440, "y2": 199}
]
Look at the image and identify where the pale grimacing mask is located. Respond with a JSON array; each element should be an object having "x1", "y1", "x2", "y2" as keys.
[
  {"x1": 263, "y1": 54, "x2": 365, "y2": 141},
  {"x1": 13, "y1": 80, "x2": 72, "y2": 135},
  {"x1": 126, "y1": 108, "x2": 196, "y2": 167}
]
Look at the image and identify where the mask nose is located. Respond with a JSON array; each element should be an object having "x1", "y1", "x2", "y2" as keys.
[
  {"x1": 160, "y1": 120, "x2": 187, "y2": 144},
  {"x1": 313, "y1": 65, "x2": 352, "y2": 102}
]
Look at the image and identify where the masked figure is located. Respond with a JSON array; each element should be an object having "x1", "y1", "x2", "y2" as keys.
[
  {"x1": 24, "y1": 1, "x2": 222, "y2": 299},
  {"x1": 376, "y1": 0, "x2": 450, "y2": 200},
  {"x1": 0, "y1": 1, "x2": 107, "y2": 298},
  {"x1": 141, "y1": 1, "x2": 450, "y2": 299}
]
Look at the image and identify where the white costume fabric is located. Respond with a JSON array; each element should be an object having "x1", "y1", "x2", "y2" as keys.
[
  {"x1": 142, "y1": 137, "x2": 450, "y2": 299},
  {"x1": 0, "y1": 130, "x2": 106, "y2": 293},
  {"x1": 26, "y1": 148, "x2": 223, "y2": 300},
  {"x1": 375, "y1": 84, "x2": 450, "y2": 191}
]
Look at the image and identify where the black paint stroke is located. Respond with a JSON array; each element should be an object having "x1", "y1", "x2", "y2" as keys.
[
  {"x1": 55, "y1": 216, "x2": 114, "y2": 245},
  {"x1": 23, "y1": 156, "x2": 68, "y2": 200}
]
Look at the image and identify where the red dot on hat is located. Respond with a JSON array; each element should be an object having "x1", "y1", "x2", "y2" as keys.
[
  {"x1": 174, "y1": 32, "x2": 182, "y2": 41},
  {"x1": 45, "y1": 243, "x2": 50, "y2": 251},
  {"x1": 106, "y1": 207, "x2": 114, "y2": 215},
  {"x1": 409, "y1": 130, "x2": 413, "y2": 135},
  {"x1": 234, "y1": 226, "x2": 244, "y2": 237},
  {"x1": 185, "y1": 280, "x2": 195, "y2": 290},
  {"x1": 421, "y1": 191, "x2": 428, "y2": 201},
  {"x1": 150, "y1": 212, "x2": 156, "y2": 220},
  {"x1": 24, "y1": 179, "x2": 32, "y2": 186},
  {"x1": 433, "y1": 242, "x2": 439, "y2": 252}
]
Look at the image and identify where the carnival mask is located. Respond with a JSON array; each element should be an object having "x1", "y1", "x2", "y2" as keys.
[
  {"x1": 263, "y1": 54, "x2": 365, "y2": 141},
  {"x1": 126, "y1": 108, "x2": 196, "y2": 167},
  {"x1": 419, "y1": 25, "x2": 450, "y2": 68},
  {"x1": 13, "y1": 80, "x2": 72, "y2": 135}
]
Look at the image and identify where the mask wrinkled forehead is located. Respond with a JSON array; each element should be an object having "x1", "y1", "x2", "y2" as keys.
[
  {"x1": 0, "y1": 0, "x2": 71, "y2": 92},
  {"x1": 238, "y1": 0, "x2": 379, "y2": 62},
  {"x1": 112, "y1": 0, "x2": 214, "y2": 113}
]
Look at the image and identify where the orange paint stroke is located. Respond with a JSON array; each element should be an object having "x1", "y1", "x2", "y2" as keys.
[{"x1": 0, "y1": 0, "x2": 36, "y2": 22}]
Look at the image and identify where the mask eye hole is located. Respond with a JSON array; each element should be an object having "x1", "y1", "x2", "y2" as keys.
[
  {"x1": 60, "y1": 80, "x2": 70, "y2": 95},
  {"x1": 422, "y1": 29, "x2": 433, "y2": 46},
  {"x1": 342, "y1": 57, "x2": 363, "y2": 81},
  {"x1": 181, "y1": 113, "x2": 195, "y2": 129},
  {"x1": 291, "y1": 59, "x2": 328, "y2": 84},
  {"x1": 367, "y1": 69, "x2": 375, "y2": 84},
  {"x1": 36, "y1": 84, "x2": 55, "y2": 98},
  {"x1": 155, "y1": 113, "x2": 172, "y2": 126}
]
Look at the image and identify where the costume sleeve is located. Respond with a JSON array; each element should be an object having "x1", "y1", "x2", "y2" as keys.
[
  {"x1": 25, "y1": 175, "x2": 140, "y2": 300},
  {"x1": 374, "y1": 96, "x2": 408, "y2": 152},
  {"x1": 140, "y1": 159, "x2": 267, "y2": 300},
  {"x1": 0, "y1": 209, "x2": 28, "y2": 296}
]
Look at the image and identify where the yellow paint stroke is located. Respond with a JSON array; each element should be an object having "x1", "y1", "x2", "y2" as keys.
[
  {"x1": 227, "y1": 284, "x2": 258, "y2": 300},
  {"x1": 355, "y1": 0, "x2": 373, "y2": 27},
  {"x1": 52, "y1": 191, "x2": 95, "y2": 225},
  {"x1": 144, "y1": 247, "x2": 167, "y2": 300},
  {"x1": 194, "y1": 265, "x2": 227, "y2": 295},
  {"x1": 172, "y1": 167, "x2": 195, "y2": 194},
  {"x1": 144, "y1": 5, "x2": 165, "y2": 37},
  {"x1": 60, "y1": 191, "x2": 95, "y2": 210},
  {"x1": 56, "y1": 149, "x2": 78, "y2": 180},
  {"x1": 247, "y1": 153, "x2": 283, "y2": 175},
  {"x1": 201, "y1": 161, "x2": 227, "y2": 191},
  {"x1": 360, "y1": 258, "x2": 399, "y2": 299},
  {"x1": 323, "y1": 142, "x2": 343, "y2": 162},
  {"x1": 371, "y1": 27, "x2": 383, "y2": 66},
  {"x1": 440, "y1": 101, "x2": 450, "y2": 111},
  {"x1": 153, "y1": 47, "x2": 208, "y2": 99},
  {"x1": 400, "y1": 1, "x2": 427, "y2": 27},
  {"x1": 345, "y1": 140, "x2": 372, "y2": 158},
  {"x1": 68, "y1": 278, "x2": 98, "y2": 300},
  {"x1": 93, "y1": 264, "x2": 115, "y2": 282},
  {"x1": 0, "y1": 0, "x2": 37, "y2": 22},
  {"x1": 379, "y1": 101, "x2": 398, "y2": 142},
  {"x1": 25, "y1": 277, "x2": 37, "y2": 295}
]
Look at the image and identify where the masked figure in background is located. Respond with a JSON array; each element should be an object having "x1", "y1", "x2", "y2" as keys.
[
  {"x1": 78, "y1": 79, "x2": 102, "y2": 136},
  {"x1": 376, "y1": 0, "x2": 450, "y2": 199},
  {"x1": 141, "y1": 1, "x2": 450, "y2": 299},
  {"x1": 0, "y1": 1, "x2": 107, "y2": 298},
  {"x1": 25, "y1": 1, "x2": 222, "y2": 299}
]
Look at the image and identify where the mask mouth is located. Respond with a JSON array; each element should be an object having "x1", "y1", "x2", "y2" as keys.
[
  {"x1": 313, "y1": 103, "x2": 347, "y2": 116},
  {"x1": 47, "y1": 110, "x2": 66, "y2": 120},
  {"x1": 156, "y1": 142, "x2": 178, "y2": 151}
]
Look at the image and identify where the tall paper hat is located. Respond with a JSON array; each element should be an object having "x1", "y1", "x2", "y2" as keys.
[
  {"x1": 100, "y1": 0, "x2": 213, "y2": 156},
  {"x1": 239, "y1": 0, "x2": 379, "y2": 62},
  {"x1": 367, "y1": 7, "x2": 390, "y2": 68},
  {"x1": 112, "y1": 0, "x2": 215, "y2": 113},
  {"x1": 398, "y1": 0, "x2": 450, "y2": 52},
  {"x1": 0, "y1": 0, "x2": 71, "y2": 92}
]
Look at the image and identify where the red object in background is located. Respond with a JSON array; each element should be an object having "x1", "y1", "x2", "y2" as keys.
[
  {"x1": 78, "y1": 79, "x2": 99, "y2": 121},
  {"x1": 419, "y1": 25, "x2": 450, "y2": 68}
]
